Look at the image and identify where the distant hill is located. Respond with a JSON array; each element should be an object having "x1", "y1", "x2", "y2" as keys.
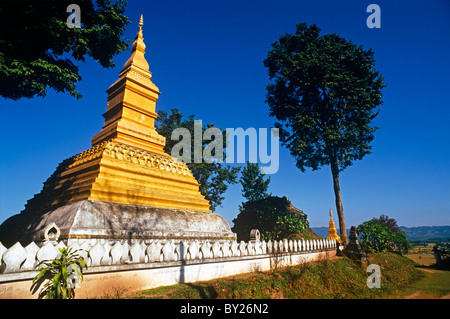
[
  {"x1": 311, "y1": 225, "x2": 450, "y2": 242},
  {"x1": 399, "y1": 226, "x2": 450, "y2": 242}
]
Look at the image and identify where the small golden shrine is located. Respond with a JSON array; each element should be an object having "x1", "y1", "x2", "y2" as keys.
[
  {"x1": 326, "y1": 208, "x2": 342, "y2": 244},
  {"x1": 0, "y1": 16, "x2": 235, "y2": 245}
]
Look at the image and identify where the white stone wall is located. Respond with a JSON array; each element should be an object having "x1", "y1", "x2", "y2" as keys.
[
  {"x1": 0, "y1": 238, "x2": 337, "y2": 298},
  {"x1": 0, "y1": 238, "x2": 336, "y2": 274}
]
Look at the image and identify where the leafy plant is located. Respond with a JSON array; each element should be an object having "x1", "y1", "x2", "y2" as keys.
[
  {"x1": 32, "y1": 247, "x2": 88, "y2": 299},
  {"x1": 357, "y1": 220, "x2": 412, "y2": 254}
]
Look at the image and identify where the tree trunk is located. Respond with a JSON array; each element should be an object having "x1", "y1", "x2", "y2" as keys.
[{"x1": 330, "y1": 159, "x2": 348, "y2": 246}]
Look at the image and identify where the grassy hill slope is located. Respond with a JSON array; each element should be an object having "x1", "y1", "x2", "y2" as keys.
[{"x1": 131, "y1": 252, "x2": 424, "y2": 299}]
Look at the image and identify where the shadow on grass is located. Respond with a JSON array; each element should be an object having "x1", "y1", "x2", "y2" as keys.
[{"x1": 185, "y1": 283, "x2": 218, "y2": 299}]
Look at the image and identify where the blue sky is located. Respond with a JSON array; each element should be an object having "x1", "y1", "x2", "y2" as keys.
[{"x1": 1, "y1": 0, "x2": 449, "y2": 229}]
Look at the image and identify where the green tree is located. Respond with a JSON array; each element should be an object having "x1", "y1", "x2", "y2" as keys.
[
  {"x1": 240, "y1": 161, "x2": 271, "y2": 202},
  {"x1": 232, "y1": 196, "x2": 308, "y2": 241},
  {"x1": 372, "y1": 214, "x2": 400, "y2": 233},
  {"x1": 156, "y1": 108, "x2": 240, "y2": 212},
  {"x1": 0, "y1": 0, "x2": 130, "y2": 100},
  {"x1": 357, "y1": 220, "x2": 412, "y2": 254},
  {"x1": 263, "y1": 23, "x2": 386, "y2": 245}
]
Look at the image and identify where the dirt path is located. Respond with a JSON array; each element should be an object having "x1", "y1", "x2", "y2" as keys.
[
  {"x1": 404, "y1": 290, "x2": 422, "y2": 299},
  {"x1": 400, "y1": 268, "x2": 450, "y2": 299},
  {"x1": 419, "y1": 268, "x2": 435, "y2": 273}
]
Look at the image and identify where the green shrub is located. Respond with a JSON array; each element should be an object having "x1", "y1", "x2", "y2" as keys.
[
  {"x1": 32, "y1": 247, "x2": 88, "y2": 299},
  {"x1": 357, "y1": 220, "x2": 413, "y2": 254}
]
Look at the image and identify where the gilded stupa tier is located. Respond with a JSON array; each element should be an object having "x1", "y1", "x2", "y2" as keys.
[
  {"x1": 326, "y1": 209, "x2": 342, "y2": 244},
  {"x1": 22, "y1": 16, "x2": 211, "y2": 214},
  {"x1": 91, "y1": 15, "x2": 166, "y2": 155}
]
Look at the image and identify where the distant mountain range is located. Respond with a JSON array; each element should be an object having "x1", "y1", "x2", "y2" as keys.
[
  {"x1": 310, "y1": 225, "x2": 450, "y2": 242},
  {"x1": 399, "y1": 226, "x2": 450, "y2": 242}
]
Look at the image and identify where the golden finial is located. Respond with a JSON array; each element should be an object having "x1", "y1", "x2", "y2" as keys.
[
  {"x1": 329, "y1": 207, "x2": 332, "y2": 217},
  {"x1": 122, "y1": 14, "x2": 149, "y2": 71}
]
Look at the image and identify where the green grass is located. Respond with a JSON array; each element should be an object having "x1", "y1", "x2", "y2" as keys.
[
  {"x1": 132, "y1": 252, "x2": 427, "y2": 299},
  {"x1": 388, "y1": 268, "x2": 450, "y2": 299}
]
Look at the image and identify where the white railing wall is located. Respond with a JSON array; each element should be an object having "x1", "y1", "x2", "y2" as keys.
[{"x1": 0, "y1": 238, "x2": 336, "y2": 274}]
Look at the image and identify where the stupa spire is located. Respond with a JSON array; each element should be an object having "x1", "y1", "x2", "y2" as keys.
[
  {"x1": 91, "y1": 14, "x2": 164, "y2": 153},
  {"x1": 122, "y1": 14, "x2": 149, "y2": 72}
]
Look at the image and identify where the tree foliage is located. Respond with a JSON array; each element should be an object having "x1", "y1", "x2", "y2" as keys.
[
  {"x1": 232, "y1": 196, "x2": 309, "y2": 241},
  {"x1": 156, "y1": 108, "x2": 240, "y2": 212},
  {"x1": 0, "y1": 0, "x2": 130, "y2": 100},
  {"x1": 372, "y1": 214, "x2": 400, "y2": 233},
  {"x1": 240, "y1": 161, "x2": 271, "y2": 202},
  {"x1": 357, "y1": 220, "x2": 412, "y2": 254},
  {"x1": 263, "y1": 23, "x2": 386, "y2": 244}
]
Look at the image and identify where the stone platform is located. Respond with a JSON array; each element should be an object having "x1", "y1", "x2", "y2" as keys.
[{"x1": 0, "y1": 200, "x2": 236, "y2": 247}]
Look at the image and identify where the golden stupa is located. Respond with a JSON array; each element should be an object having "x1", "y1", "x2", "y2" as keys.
[
  {"x1": 326, "y1": 208, "x2": 342, "y2": 244},
  {"x1": 0, "y1": 16, "x2": 235, "y2": 245}
]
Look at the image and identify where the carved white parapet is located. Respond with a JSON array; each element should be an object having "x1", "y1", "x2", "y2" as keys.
[
  {"x1": 239, "y1": 241, "x2": 247, "y2": 256},
  {"x1": 230, "y1": 241, "x2": 239, "y2": 257},
  {"x1": 247, "y1": 241, "x2": 255, "y2": 255},
  {"x1": 0, "y1": 242, "x2": 6, "y2": 267},
  {"x1": 187, "y1": 241, "x2": 199, "y2": 260},
  {"x1": 254, "y1": 241, "x2": 262, "y2": 255},
  {"x1": 176, "y1": 241, "x2": 189, "y2": 261},
  {"x1": 162, "y1": 242, "x2": 177, "y2": 262},
  {"x1": 261, "y1": 241, "x2": 267, "y2": 254},
  {"x1": 278, "y1": 240, "x2": 284, "y2": 253},
  {"x1": 130, "y1": 241, "x2": 146, "y2": 263},
  {"x1": 1, "y1": 242, "x2": 27, "y2": 273},
  {"x1": 37, "y1": 242, "x2": 60, "y2": 263},
  {"x1": 147, "y1": 242, "x2": 162, "y2": 262},
  {"x1": 221, "y1": 241, "x2": 231, "y2": 258},
  {"x1": 266, "y1": 241, "x2": 273, "y2": 254},
  {"x1": 200, "y1": 242, "x2": 212, "y2": 259},
  {"x1": 0, "y1": 236, "x2": 338, "y2": 276},
  {"x1": 212, "y1": 242, "x2": 223, "y2": 258},
  {"x1": 89, "y1": 242, "x2": 105, "y2": 266},
  {"x1": 110, "y1": 242, "x2": 124, "y2": 264},
  {"x1": 22, "y1": 242, "x2": 39, "y2": 271}
]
